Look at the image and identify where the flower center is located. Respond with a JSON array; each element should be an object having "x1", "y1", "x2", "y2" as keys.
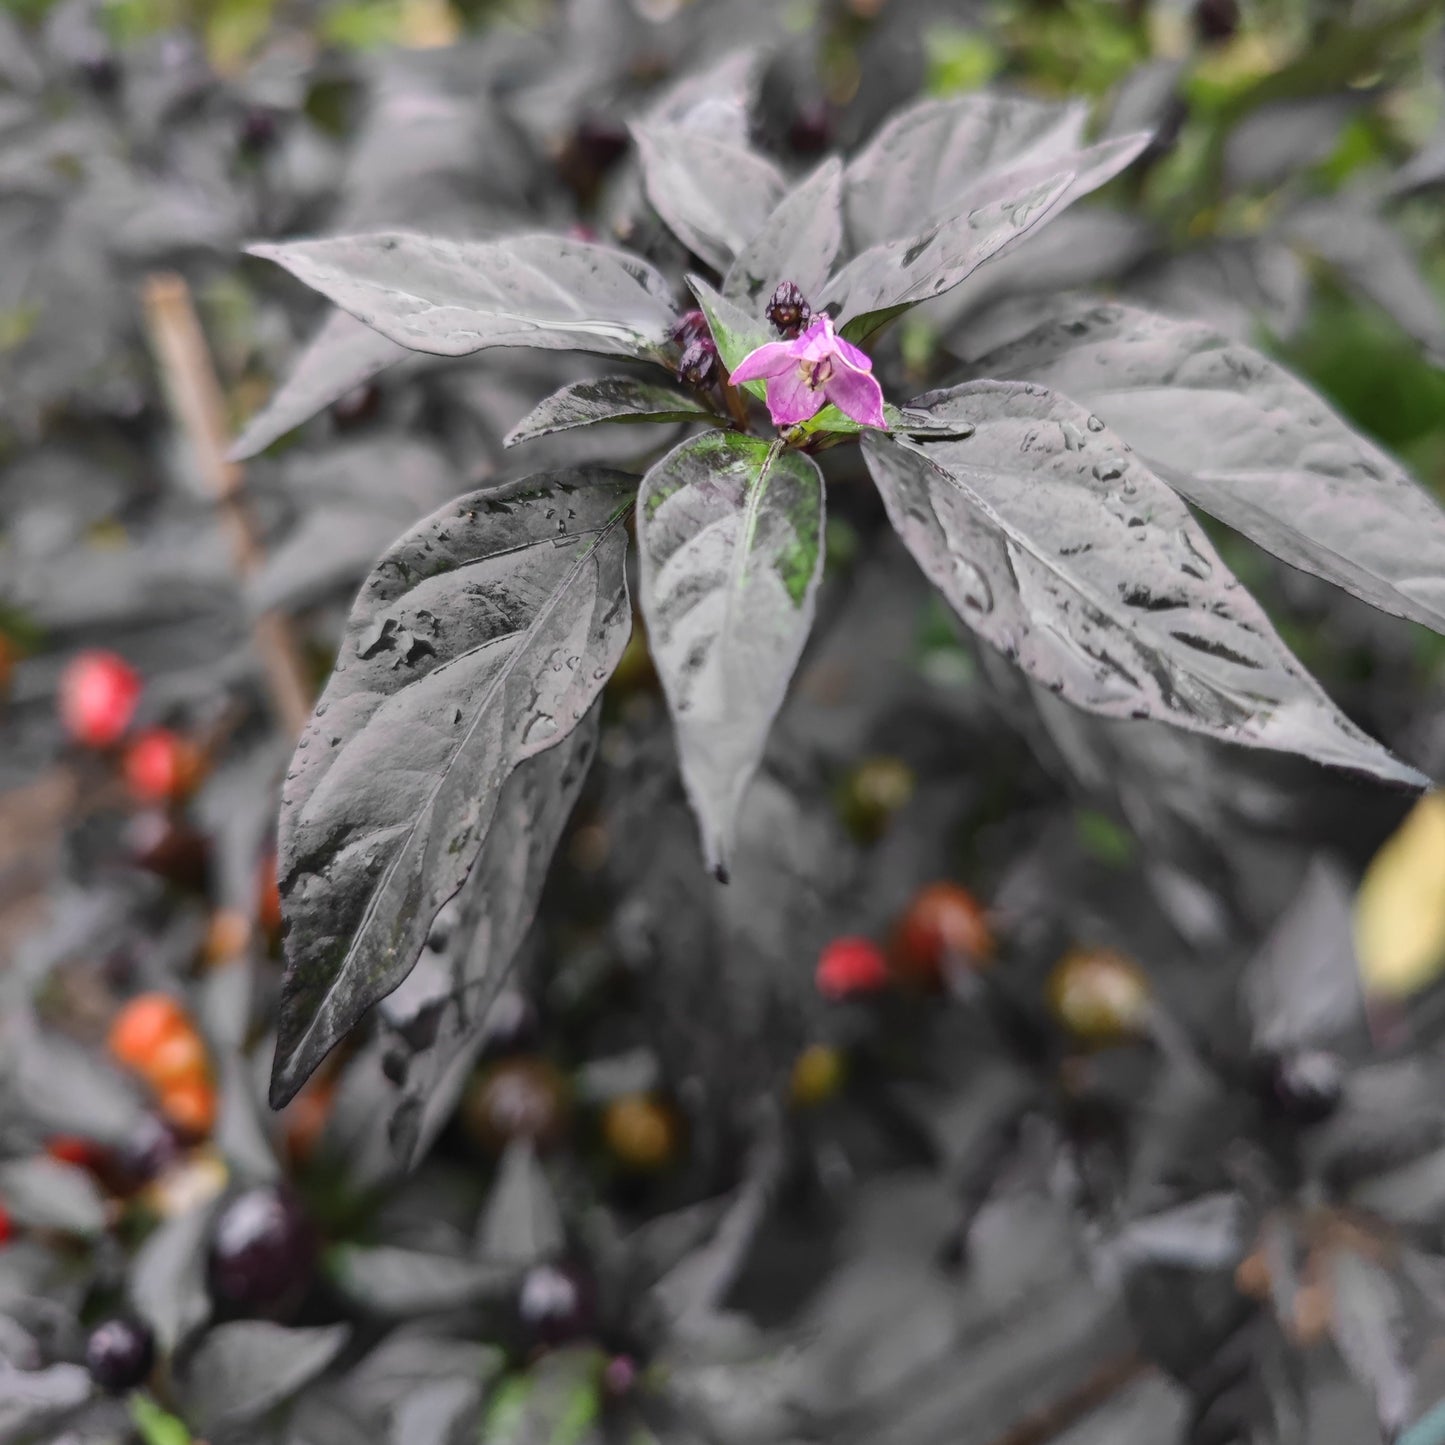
[{"x1": 800, "y1": 357, "x2": 833, "y2": 390}]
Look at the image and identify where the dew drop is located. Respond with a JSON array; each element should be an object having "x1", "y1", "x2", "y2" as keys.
[
  {"x1": 1091, "y1": 458, "x2": 1126, "y2": 483},
  {"x1": 1085, "y1": 414, "x2": 1105, "y2": 432},
  {"x1": 523, "y1": 713, "x2": 559, "y2": 745}
]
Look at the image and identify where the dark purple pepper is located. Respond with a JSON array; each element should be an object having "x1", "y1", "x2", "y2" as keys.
[
  {"x1": 85, "y1": 1318, "x2": 154, "y2": 1393},
  {"x1": 209, "y1": 1187, "x2": 315, "y2": 1312},
  {"x1": 518, "y1": 1262, "x2": 594, "y2": 1346},
  {"x1": 678, "y1": 338, "x2": 719, "y2": 389},
  {"x1": 239, "y1": 107, "x2": 280, "y2": 156},
  {"x1": 331, "y1": 381, "x2": 380, "y2": 427},
  {"x1": 1256, "y1": 1050, "x2": 1344, "y2": 1127},
  {"x1": 788, "y1": 100, "x2": 832, "y2": 156},
  {"x1": 1193, "y1": 0, "x2": 1240, "y2": 43},
  {"x1": 766, "y1": 281, "x2": 812, "y2": 338}
]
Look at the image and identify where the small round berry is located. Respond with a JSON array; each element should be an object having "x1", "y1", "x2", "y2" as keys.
[
  {"x1": 203, "y1": 909, "x2": 252, "y2": 967},
  {"x1": 815, "y1": 937, "x2": 890, "y2": 1001},
  {"x1": 145, "y1": 1024, "x2": 209, "y2": 1090},
  {"x1": 209, "y1": 1187, "x2": 315, "y2": 1311},
  {"x1": 256, "y1": 852, "x2": 283, "y2": 940},
  {"x1": 85, "y1": 1318, "x2": 154, "y2": 1394},
  {"x1": 124, "y1": 810, "x2": 211, "y2": 892},
  {"x1": 238, "y1": 106, "x2": 279, "y2": 155},
  {"x1": 601, "y1": 1093, "x2": 681, "y2": 1172},
  {"x1": 109, "y1": 994, "x2": 191, "y2": 1073},
  {"x1": 123, "y1": 728, "x2": 204, "y2": 803},
  {"x1": 159, "y1": 1077, "x2": 217, "y2": 1139},
  {"x1": 59, "y1": 651, "x2": 141, "y2": 749},
  {"x1": 463, "y1": 1057, "x2": 570, "y2": 1154},
  {"x1": 282, "y1": 1077, "x2": 335, "y2": 1166},
  {"x1": 602, "y1": 1353, "x2": 638, "y2": 1399},
  {"x1": 331, "y1": 381, "x2": 380, "y2": 427},
  {"x1": 678, "y1": 338, "x2": 719, "y2": 389},
  {"x1": 1047, "y1": 947, "x2": 1151, "y2": 1044},
  {"x1": 0, "y1": 1203, "x2": 12, "y2": 1246},
  {"x1": 837, "y1": 755, "x2": 914, "y2": 842},
  {"x1": 78, "y1": 52, "x2": 120, "y2": 95},
  {"x1": 765, "y1": 281, "x2": 812, "y2": 338},
  {"x1": 114, "y1": 1115, "x2": 185, "y2": 1191},
  {"x1": 788, "y1": 100, "x2": 832, "y2": 155},
  {"x1": 1193, "y1": 0, "x2": 1240, "y2": 44},
  {"x1": 518, "y1": 1262, "x2": 594, "y2": 1346},
  {"x1": 790, "y1": 1043, "x2": 846, "y2": 1108},
  {"x1": 890, "y1": 882, "x2": 994, "y2": 989},
  {"x1": 1254, "y1": 1050, "x2": 1344, "y2": 1127},
  {"x1": 45, "y1": 1136, "x2": 104, "y2": 1171}
]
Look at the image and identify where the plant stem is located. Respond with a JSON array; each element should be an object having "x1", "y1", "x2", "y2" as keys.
[
  {"x1": 721, "y1": 379, "x2": 751, "y2": 432},
  {"x1": 141, "y1": 273, "x2": 314, "y2": 739}
]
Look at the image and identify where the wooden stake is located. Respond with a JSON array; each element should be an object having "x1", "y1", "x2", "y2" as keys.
[{"x1": 141, "y1": 273, "x2": 314, "y2": 739}]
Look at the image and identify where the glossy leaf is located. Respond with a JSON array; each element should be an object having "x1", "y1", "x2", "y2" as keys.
[
  {"x1": 128, "y1": 1202, "x2": 216, "y2": 1352},
  {"x1": 505, "y1": 377, "x2": 721, "y2": 448},
  {"x1": 975, "y1": 300, "x2": 1445, "y2": 635},
  {"x1": 842, "y1": 95, "x2": 1150, "y2": 299},
  {"x1": 631, "y1": 124, "x2": 785, "y2": 272},
  {"x1": 229, "y1": 310, "x2": 409, "y2": 461},
  {"x1": 270, "y1": 470, "x2": 633, "y2": 1107},
  {"x1": 1328, "y1": 1248, "x2": 1414, "y2": 1442},
  {"x1": 327, "y1": 1245, "x2": 512, "y2": 1316},
  {"x1": 180, "y1": 1322, "x2": 350, "y2": 1433},
  {"x1": 248, "y1": 232, "x2": 677, "y2": 364},
  {"x1": 382, "y1": 714, "x2": 599, "y2": 1168},
  {"x1": 0, "y1": 1158, "x2": 106, "y2": 1237},
  {"x1": 818, "y1": 172, "x2": 1076, "y2": 342},
  {"x1": 637, "y1": 432, "x2": 826, "y2": 879},
  {"x1": 723, "y1": 157, "x2": 843, "y2": 314},
  {"x1": 844, "y1": 94, "x2": 1089, "y2": 250},
  {"x1": 862, "y1": 384, "x2": 1425, "y2": 788},
  {"x1": 1242, "y1": 857, "x2": 1363, "y2": 1053}
]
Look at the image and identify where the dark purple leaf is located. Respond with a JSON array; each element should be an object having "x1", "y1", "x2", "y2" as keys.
[
  {"x1": 975, "y1": 300, "x2": 1445, "y2": 634},
  {"x1": 637, "y1": 432, "x2": 825, "y2": 878},
  {"x1": 505, "y1": 377, "x2": 721, "y2": 448},
  {"x1": 248, "y1": 233, "x2": 677, "y2": 364},
  {"x1": 862, "y1": 385, "x2": 1425, "y2": 789},
  {"x1": 271, "y1": 471, "x2": 633, "y2": 1107}
]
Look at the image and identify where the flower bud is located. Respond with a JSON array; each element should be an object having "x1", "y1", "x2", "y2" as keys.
[
  {"x1": 766, "y1": 281, "x2": 812, "y2": 338},
  {"x1": 678, "y1": 338, "x2": 719, "y2": 389}
]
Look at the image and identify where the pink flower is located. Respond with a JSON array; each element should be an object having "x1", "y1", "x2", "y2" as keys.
[{"x1": 728, "y1": 314, "x2": 886, "y2": 430}]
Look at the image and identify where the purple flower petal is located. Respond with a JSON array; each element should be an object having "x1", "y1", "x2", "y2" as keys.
[
  {"x1": 831, "y1": 330, "x2": 874, "y2": 373},
  {"x1": 728, "y1": 339, "x2": 799, "y2": 385},
  {"x1": 823, "y1": 366, "x2": 885, "y2": 429},
  {"x1": 767, "y1": 366, "x2": 827, "y2": 426}
]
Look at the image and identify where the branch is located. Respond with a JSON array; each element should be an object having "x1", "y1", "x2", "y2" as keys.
[{"x1": 141, "y1": 273, "x2": 314, "y2": 738}]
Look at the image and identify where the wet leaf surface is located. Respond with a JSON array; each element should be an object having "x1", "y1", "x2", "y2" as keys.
[
  {"x1": 505, "y1": 376, "x2": 721, "y2": 448},
  {"x1": 637, "y1": 431, "x2": 825, "y2": 877},
  {"x1": 820, "y1": 172, "x2": 1076, "y2": 342},
  {"x1": 250, "y1": 232, "x2": 677, "y2": 363},
  {"x1": 180, "y1": 1321, "x2": 350, "y2": 1433},
  {"x1": 631, "y1": 124, "x2": 785, "y2": 272},
  {"x1": 723, "y1": 156, "x2": 844, "y2": 315},
  {"x1": 863, "y1": 384, "x2": 1425, "y2": 788},
  {"x1": 976, "y1": 300, "x2": 1445, "y2": 635},
  {"x1": 271, "y1": 471, "x2": 633, "y2": 1105}
]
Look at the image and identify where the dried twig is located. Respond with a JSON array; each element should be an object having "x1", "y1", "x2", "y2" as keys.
[{"x1": 140, "y1": 273, "x2": 313, "y2": 738}]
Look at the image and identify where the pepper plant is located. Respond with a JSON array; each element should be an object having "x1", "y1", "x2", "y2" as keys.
[{"x1": 246, "y1": 83, "x2": 1445, "y2": 1113}]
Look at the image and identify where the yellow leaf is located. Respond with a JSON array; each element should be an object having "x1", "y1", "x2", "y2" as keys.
[
  {"x1": 398, "y1": 0, "x2": 460, "y2": 48},
  {"x1": 1355, "y1": 792, "x2": 1445, "y2": 998}
]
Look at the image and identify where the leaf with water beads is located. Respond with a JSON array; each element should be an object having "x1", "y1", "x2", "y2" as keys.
[{"x1": 269, "y1": 469, "x2": 634, "y2": 1107}]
